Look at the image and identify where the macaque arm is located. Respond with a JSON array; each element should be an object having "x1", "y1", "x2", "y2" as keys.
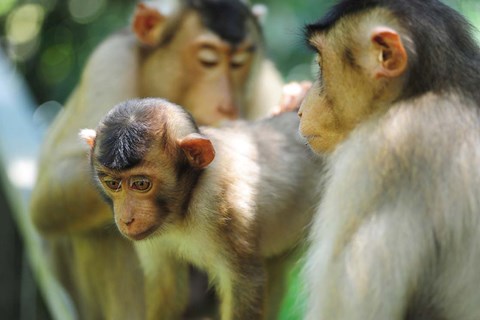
[
  {"x1": 30, "y1": 95, "x2": 111, "y2": 234},
  {"x1": 306, "y1": 198, "x2": 432, "y2": 320},
  {"x1": 135, "y1": 243, "x2": 189, "y2": 320},
  {"x1": 216, "y1": 256, "x2": 266, "y2": 320},
  {"x1": 30, "y1": 33, "x2": 139, "y2": 235}
]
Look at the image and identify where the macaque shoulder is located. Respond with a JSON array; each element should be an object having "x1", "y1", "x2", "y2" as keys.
[
  {"x1": 365, "y1": 94, "x2": 479, "y2": 167},
  {"x1": 330, "y1": 94, "x2": 480, "y2": 212},
  {"x1": 199, "y1": 112, "x2": 322, "y2": 256},
  {"x1": 81, "y1": 29, "x2": 139, "y2": 85}
]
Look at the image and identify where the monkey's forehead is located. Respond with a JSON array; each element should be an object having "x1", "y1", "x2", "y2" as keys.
[
  {"x1": 193, "y1": 32, "x2": 257, "y2": 53},
  {"x1": 93, "y1": 157, "x2": 158, "y2": 176},
  {"x1": 190, "y1": 0, "x2": 258, "y2": 46}
]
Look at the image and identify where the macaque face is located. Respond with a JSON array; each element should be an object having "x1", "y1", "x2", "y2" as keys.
[
  {"x1": 185, "y1": 31, "x2": 256, "y2": 124},
  {"x1": 299, "y1": 33, "x2": 362, "y2": 154},
  {"x1": 180, "y1": 12, "x2": 258, "y2": 125},
  {"x1": 94, "y1": 148, "x2": 179, "y2": 241},
  {"x1": 299, "y1": 18, "x2": 407, "y2": 154},
  {"x1": 141, "y1": 10, "x2": 259, "y2": 126}
]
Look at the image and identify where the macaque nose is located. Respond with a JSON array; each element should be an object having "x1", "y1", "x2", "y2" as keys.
[
  {"x1": 297, "y1": 102, "x2": 304, "y2": 118},
  {"x1": 122, "y1": 216, "x2": 135, "y2": 226}
]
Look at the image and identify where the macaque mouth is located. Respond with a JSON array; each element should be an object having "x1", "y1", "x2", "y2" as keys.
[
  {"x1": 303, "y1": 134, "x2": 321, "y2": 142},
  {"x1": 124, "y1": 224, "x2": 159, "y2": 241}
]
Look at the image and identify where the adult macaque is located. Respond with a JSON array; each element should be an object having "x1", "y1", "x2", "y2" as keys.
[
  {"x1": 30, "y1": 0, "x2": 283, "y2": 319},
  {"x1": 299, "y1": 0, "x2": 480, "y2": 319},
  {"x1": 81, "y1": 98, "x2": 322, "y2": 320}
]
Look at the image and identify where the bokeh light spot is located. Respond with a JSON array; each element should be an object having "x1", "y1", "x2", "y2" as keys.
[
  {"x1": 39, "y1": 44, "x2": 74, "y2": 86},
  {"x1": 6, "y1": 4, "x2": 45, "y2": 45},
  {"x1": 7, "y1": 158, "x2": 37, "y2": 190},
  {"x1": 7, "y1": 37, "x2": 41, "y2": 62},
  {"x1": 68, "y1": 0, "x2": 106, "y2": 24},
  {"x1": 0, "y1": 0, "x2": 16, "y2": 16},
  {"x1": 33, "y1": 100, "x2": 63, "y2": 130}
]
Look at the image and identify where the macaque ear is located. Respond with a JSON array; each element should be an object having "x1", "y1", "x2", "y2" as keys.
[
  {"x1": 132, "y1": 3, "x2": 167, "y2": 47},
  {"x1": 371, "y1": 27, "x2": 408, "y2": 78},
  {"x1": 79, "y1": 129, "x2": 97, "y2": 149},
  {"x1": 178, "y1": 133, "x2": 215, "y2": 169},
  {"x1": 251, "y1": 4, "x2": 268, "y2": 25}
]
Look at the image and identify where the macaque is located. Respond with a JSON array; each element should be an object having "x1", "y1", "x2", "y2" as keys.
[
  {"x1": 81, "y1": 98, "x2": 322, "y2": 320},
  {"x1": 298, "y1": 0, "x2": 480, "y2": 319},
  {"x1": 29, "y1": 0, "x2": 283, "y2": 319}
]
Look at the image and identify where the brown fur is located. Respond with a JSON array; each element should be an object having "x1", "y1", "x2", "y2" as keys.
[
  {"x1": 300, "y1": 2, "x2": 480, "y2": 319},
  {"x1": 29, "y1": 1, "x2": 283, "y2": 319},
  {"x1": 86, "y1": 99, "x2": 322, "y2": 320}
]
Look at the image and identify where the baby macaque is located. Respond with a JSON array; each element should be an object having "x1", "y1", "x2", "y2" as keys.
[{"x1": 81, "y1": 98, "x2": 322, "y2": 320}]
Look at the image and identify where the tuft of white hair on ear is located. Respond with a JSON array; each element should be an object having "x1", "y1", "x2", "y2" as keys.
[
  {"x1": 142, "y1": 0, "x2": 178, "y2": 15},
  {"x1": 252, "y1": 4, "x2": 268, "y2": 25},
  {"x1": 79, "y1": 128, "x2": 97, "y2": 148}
]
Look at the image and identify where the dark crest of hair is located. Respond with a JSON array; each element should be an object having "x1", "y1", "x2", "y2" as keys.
[
  {"x1": 306, "y1": 0, "x2": 480, "y2": 102},
  {"x1": 94, "y1": 99, "x2": 159, "y2": 170},
  {"x1": 186, "y1": 0, "x2": 260, "y2": 45}
]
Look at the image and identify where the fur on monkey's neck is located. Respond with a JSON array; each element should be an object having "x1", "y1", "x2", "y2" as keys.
[{"x1": 178, "y1": 129, "x2": 258, "y2": 228}]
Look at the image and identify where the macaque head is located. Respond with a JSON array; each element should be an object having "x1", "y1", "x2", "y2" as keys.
[
  {"x1": 134, "y1": 0, "x2": 267, "y2": 126},
  {"x1": 80, "y1": 98, "x2": 216, "y2": 241},
  {"x1": 298, "y1": 6, "x2": 411, "y2": 154}
]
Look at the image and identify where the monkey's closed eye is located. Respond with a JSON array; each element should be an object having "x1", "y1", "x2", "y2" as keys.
[
  {"x1": 231, "y1": 52, "x2": 250, "y2": 69},
  {"x1": 129, "y1": 176, "x2": 152, "y2": 192},
  {"x1": 198, "y1": 47, "x2": 220, "y2": 68}
]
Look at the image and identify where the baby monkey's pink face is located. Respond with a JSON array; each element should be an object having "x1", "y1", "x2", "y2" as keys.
[
  {"x1": 79, "y1": 98, "x2": 217, "y2": 241},
  {"x1": 94, "y1": 147, "x2": 179, "y2": 241},
  {"x1": 80, "y1": 108, "x2": 216, "y2": 242}
]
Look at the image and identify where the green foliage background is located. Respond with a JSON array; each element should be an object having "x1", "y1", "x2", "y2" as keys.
[{"x1": 1, "y1": 0, "x2": 479, "y2": 106}]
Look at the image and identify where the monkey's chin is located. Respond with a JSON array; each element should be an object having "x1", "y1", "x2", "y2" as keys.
[
  {"x1": 124, "y1": 225, "x2": 158, "y2": 241},
  {"x1": 303, "y1": 134, "x2": 339, "y2": 155},
  {"x1": 304, "y1": 135, "x2": 328, "y2": 154}
]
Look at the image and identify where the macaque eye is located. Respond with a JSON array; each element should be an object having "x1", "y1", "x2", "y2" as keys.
[
  {"x1": 230, "y1": 52, "x2": 250, "y2": 69},
  {"x1": 129, "y1": 176, "x2": 152, "y2": 192},
  {"x1": 103, "y1": 178, "x2": 122, "y2": 192},
  {"x1": 198, "y1": 47, "x2": 220, "y2": 68}
]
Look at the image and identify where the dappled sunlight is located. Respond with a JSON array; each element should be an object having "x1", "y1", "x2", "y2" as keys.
[
  {"x1": 7, "y1": 158, "x2": 37, "y2": 190},
  {"x1": 6, "y1": 4, "x2": 44, "y2": 45},
  {"x1": 0, "y1": 0, "x2": 16, "y2": 17},
  {"x1": 68, "y1": 0, "x2": 106, "y2": 24},
  {"x1": 5, "y1": 4, "x2": 44, "y2": 61}
]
